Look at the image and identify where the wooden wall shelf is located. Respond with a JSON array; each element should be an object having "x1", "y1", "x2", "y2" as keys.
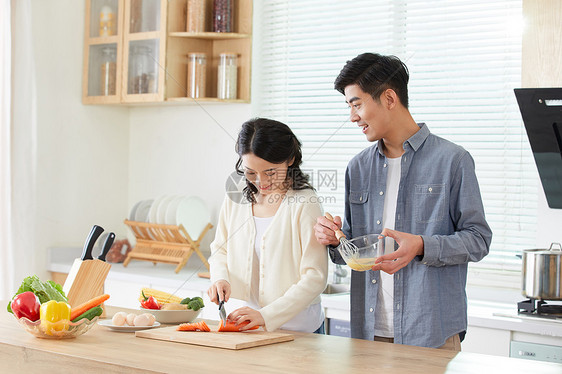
[{"x1": 168, "y1": 32, "x2": 251, "y2": 39}]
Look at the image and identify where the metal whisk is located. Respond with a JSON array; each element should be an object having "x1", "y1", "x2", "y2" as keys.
[{"x1": 325, "y1": 213, "x2": 359, "y2": 258}]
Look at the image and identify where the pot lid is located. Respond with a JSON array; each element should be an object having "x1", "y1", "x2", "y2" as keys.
[{"x1": 523, "y1": 242, "x2": 562, "y2": 255}]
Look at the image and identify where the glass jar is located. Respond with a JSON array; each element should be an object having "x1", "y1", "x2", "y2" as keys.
[
  {"x1": 187, "y1": 53, "x2": 207, "y2": 98},
  {"x1": 217, "y1": 53, "x2": 237, "y2": 100},
  {"x1": 187, "y1": 0, "x2": 206, "y2": 33},
  {"x1": 99, "y1": 3, "x2": 116, "y2": 36},
  {"x1": 213, "y1": 0, "x2": 233, "y2": 32},
  {"x1": 100, "y1": 47, "x2": 116, "y2": 96},
  {"x1": 129, "y1": 45, "x2": 155, "y2": 94}
]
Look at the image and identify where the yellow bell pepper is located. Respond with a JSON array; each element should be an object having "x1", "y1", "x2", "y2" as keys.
[{"x1": 40, "y1": 300, "x2": 71, "y2": 335}]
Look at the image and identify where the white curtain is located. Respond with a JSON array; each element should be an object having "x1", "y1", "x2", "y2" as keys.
[
  {"x1": 0, "y1": 0, "x2": 12, "y2": 300},
  {"x1": 0, "y1": 0, "x2": 36, "y2": 300},
  {"x1": 255, "y1": 0, "x2": 529, "y2": 287}
]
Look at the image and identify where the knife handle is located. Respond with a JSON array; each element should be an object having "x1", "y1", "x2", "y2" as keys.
[
  {"x1": 98, "y1": 232, "x2": 115, "y2": 261},
  {"x1": 81, "y1": 225, "x2": 104, "y2": 260}
]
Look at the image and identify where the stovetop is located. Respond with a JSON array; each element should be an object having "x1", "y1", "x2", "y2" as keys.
[
  {"x1": 518, "y1": 298, "x2": 562, "y2": 319},
  {"x1": 493, "y1": 299, "x2": 562, "y2": 324}
]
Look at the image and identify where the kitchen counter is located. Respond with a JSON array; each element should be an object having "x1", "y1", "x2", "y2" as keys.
[
  {"x1": 2, "y1": 305, "x2": 562, "y2": 373},
  {"x1": 47, "y1": 247, "x2": 562, "y2": 341}
]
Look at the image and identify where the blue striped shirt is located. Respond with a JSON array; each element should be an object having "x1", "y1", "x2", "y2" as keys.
[{"x1": 329, "y1": 123, "x2": 492, "y2": 348}]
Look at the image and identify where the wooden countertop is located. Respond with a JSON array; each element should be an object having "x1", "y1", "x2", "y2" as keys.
[{"x1": 1, "y1": 305, "x2": 562, "y2": 373}]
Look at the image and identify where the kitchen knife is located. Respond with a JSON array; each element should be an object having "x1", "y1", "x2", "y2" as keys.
[
  {"x1": 81, "y1": 225, "x2": 105, "y2": 260},
  {"x1": 217, "y1": 291, "x2": 227, "y2": 325},
  {"x1": 98, "y1": 232, "x2": 115, "y2": 262},
  {"x1": 63, "y1": 224, "x2": 105, "y2": 296}
]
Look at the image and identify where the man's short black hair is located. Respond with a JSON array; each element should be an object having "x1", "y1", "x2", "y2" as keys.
[{"x1": 334, "y1": 53, "x2": 410, "y2": 108}]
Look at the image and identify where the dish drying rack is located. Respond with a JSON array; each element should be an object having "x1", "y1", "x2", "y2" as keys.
[{"x1": 123, "y1": 220, "x2": 212, "y2": 273}]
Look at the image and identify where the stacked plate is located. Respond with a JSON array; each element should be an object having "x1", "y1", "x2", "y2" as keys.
[
  {"x1": 129, "y1": 199, "x2": 154, "y2": 223},
  {"x1": 127, "y1": 195, "x2": 211, "y2": 240}
]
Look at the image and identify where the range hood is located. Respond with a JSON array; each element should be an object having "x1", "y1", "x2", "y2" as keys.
[{"x1": 515, "y1": 88, "x2": 562, "y2": 209}]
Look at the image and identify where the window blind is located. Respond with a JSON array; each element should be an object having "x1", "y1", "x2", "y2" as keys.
[{"x1": 254, "y1": 0, "x2": 533, "y2": 288}]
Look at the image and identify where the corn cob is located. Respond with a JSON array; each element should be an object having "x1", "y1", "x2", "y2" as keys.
[{"x1": 139, "y1": 288, "x2": 183, "y2": 305}]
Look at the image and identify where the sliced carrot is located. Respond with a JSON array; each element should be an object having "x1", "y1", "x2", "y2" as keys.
[
  {"x1": 69, "y1": 294, "x2": 110, "y2": 321},
  {"x1": 177, "y1": 321, "x2": 210, "y2": 332},
  {"x1": 200, "y1": 321, "x2": 211, "y2": 332},
  {"x1": 177, "y1": 323, "x2": 195, "y2": 331},
  {"x1": 218, "y1": 320, "x2": 259, "y2": 332}
]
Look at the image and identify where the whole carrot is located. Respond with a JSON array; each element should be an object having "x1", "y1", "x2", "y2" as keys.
[
  {"x1": 218, "y1": 320, "x2": 259, "y2": 332},
  {"x1": 70, "y1": 294, "x2": 110, "y2": 321}
]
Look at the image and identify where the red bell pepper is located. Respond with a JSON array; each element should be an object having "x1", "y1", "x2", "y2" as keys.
[
  {"x1": 140, "y1": 291, "x2": 161, "y2": 309},
  {"x1": 11, "y1": 291, "x2": 41, "y2": 321}
]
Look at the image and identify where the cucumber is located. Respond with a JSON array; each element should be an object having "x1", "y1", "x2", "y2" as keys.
[{"x1": 71, "y1": 305, "x2": 103, "y2": 322}]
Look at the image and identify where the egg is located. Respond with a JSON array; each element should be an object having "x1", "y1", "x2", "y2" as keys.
[
  {"x1": 126, "y1": 313, "x2": 137, "y2": 326},
  {"x1": 111, "y1": 312, "x2": 127, "y2": 326},
  {"x1": 144, "y1": 313, "x2": 156, "y2": 325},
  {"x1": 133, "y1": 313, "x2": 153, "y2": 327}
]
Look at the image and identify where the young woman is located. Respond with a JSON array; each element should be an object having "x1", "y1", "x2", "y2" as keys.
[{"x1": 207, "y1": 117, "x2": 328, "y2": 333}]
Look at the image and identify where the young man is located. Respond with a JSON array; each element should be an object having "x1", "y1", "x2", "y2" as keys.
[{"x1": 314, "y1": 53, "x2": 492, "y2": 350}]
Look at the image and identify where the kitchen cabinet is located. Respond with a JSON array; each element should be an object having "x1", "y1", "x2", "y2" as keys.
[
  {"x1": 165, "y1": 0, "x2": 252, "y2": 103},
  {"x1": 82, "y1": 0, "x2": 125, "y2": 104},
  {"x1": 122, "y1": 0, "x2": 167, "y2": 103},
  {"x1": 82, "y1": 0, "x2": 167, "y2": 104},
  {"x1": 461, "y1": 325, "x2": 511, "y2": 357},
  {"x1": 82, "y1": 0, "x2": 252, "y2": 105},
  {"x1": 327, "y1": 318, "x2": 350, "y2": 337}
]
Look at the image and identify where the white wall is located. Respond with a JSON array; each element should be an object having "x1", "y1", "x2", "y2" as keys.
[
  {"x1": 30, "y1": 0, "x2": 129, "y2": 279},
  {"x1": 536, "y1": 192, "x2": 562, "y2": 248},
  {"x1": 127, "y1": 104, "x2": 251, "y2": 252}
]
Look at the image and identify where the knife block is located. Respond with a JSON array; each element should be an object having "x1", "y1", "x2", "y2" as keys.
[{"x1": 63, "y1": 259, "x2": 111, "y2": 317}]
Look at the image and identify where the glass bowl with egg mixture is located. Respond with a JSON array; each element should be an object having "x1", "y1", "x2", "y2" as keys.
[{"x1": 338, "y1": 234, "x2": 385, "y2": 271}]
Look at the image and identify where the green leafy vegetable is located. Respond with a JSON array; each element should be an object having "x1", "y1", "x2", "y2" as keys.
[{"x1": 7, "y1": 275, "x2": 67, "y2": 314}]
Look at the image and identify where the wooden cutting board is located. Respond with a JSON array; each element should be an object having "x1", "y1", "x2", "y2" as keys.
[{"x1": 135, "y1": 324, "x2": 294, "y2": 350}]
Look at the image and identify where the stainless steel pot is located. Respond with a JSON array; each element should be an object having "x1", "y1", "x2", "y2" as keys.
[{"x1": 521, "y1": 243, "x2": 562, "y2": 300}]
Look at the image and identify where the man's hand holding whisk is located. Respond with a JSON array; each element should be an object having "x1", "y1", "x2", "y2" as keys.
[
  {"x1": 314, "y1": 215, "x2": 343, "y2": 247},
  {"x1": 372, "y1": 229, "x2": 424, "y2": 274}
]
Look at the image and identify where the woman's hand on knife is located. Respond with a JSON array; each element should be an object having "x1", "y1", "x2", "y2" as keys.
[{"x1": 207, "y1": 279, "x2": 231, "y2": 304}]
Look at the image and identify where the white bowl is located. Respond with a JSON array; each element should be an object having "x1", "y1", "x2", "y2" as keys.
[{"x1": 139, "y1": 307, "x2": 201, "y2": 324}]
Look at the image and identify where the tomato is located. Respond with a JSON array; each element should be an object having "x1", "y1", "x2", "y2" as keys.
[{"x1": 11, "y1": 291, "x2": 41, "y2": 321}]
